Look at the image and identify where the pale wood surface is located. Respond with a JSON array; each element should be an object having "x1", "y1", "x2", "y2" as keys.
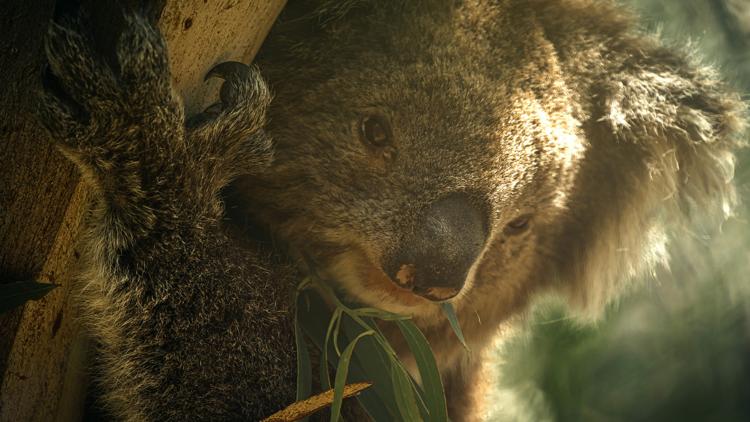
[
  {"x1": 0, "y1": 1, "x2": 285, "y2": 420},
  {"x1": 161, "y1": 0, "x2": 286, "y2": 115}
]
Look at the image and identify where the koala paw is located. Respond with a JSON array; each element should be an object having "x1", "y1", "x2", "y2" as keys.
[
  {"x1": 187, "y1": 61, "x2": 273, "y2": 177},
  {"x1": 37, "y1": 13, "x2": 183, "y2": 175},
  {"x1": 37, "y1": 12, "x2": 272, "y2": 207}
]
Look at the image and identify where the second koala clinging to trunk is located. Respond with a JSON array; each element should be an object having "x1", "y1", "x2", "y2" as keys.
[{"x1": 38, "y1": 0, "x2": 745, "y2": 420}]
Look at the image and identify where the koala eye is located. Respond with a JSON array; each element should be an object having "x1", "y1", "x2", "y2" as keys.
[
  {"x1": 359, "y1": 115, "x2": 392, "y2": 147},
  {"x1": 504, "y1": 214, "x2": 532, "y2": 235}
]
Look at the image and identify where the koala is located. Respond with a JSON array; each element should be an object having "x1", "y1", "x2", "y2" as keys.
[{"x1": 37, "y1": 0, "x2": 745, "y2": 421}]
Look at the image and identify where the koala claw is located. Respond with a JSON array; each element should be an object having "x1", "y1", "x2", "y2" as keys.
[
  {"x1": 205, "y1": 61, "x2": 250, "y2": 82},
  {"x1": 188, "y1": 61, "x2": 270, "y2": 132},
  {"x1": 189, "y1": 60, "x2": 271, "y2": 133},
  {"x1": 185, "y1": 61, "x2": 273, "y2": 174},
  {"x1": 205, "y1": 61, "x2": 259, "y2": 109},
  {"x1": 187, "y1": 62, "x2": 252, "y2": 128}
]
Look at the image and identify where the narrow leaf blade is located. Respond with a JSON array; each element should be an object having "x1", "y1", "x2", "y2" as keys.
[
  {"x1": 294, "y1": 296, "x2": 313, "y2": 422},
  {"x1": 339, "y1": 315, "x2": 400, "y2": 421},
  {"x1": 396, "y1": 320, "x2": 449, "y2": 422},
  {"x1": 0, "y1": 281, "x2": 58, "y2": 314},
  {"x1": 331, "y1": 331, "x2": 374, "y2": 422},
  {"x1": 441, "y1": 302, "x2": 469, "y2": 351},
  {"x1": 351, "y1": 307, "x2": 411, "y2": 321},
  {"x1": 321, "y1": 309, "x2": 342, "y2": 391},
  {"x1": 296, "y1": 290, "x2": 396, "y2": 421},
  {"x1": 390, "y1": 362, "x2": 424, "y2": 422}
]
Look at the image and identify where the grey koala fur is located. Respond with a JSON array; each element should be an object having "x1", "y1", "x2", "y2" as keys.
[
  {"x1": 39, "y1": 14, "x2": 297, "y2": 420},
  {"x1": 36, "y1": 0, "x2": 745, "y2": 421}
]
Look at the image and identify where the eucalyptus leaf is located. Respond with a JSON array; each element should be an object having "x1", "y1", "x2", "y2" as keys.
[
  {"x1": 297, "y1": 290, "x2": 396, "y2": 421},
  {"x1": 441, "y1": 302, "x2": 469, "y2": 351},
  {"x1": 333, "y1": 311, "x2": 343, "y2": 356},
  {"x1": 339, "y1": 315, "x2": 401, "y2": 421},
  {"x1": 390, "y1": 362, "x2": 424, "y2": 422},
  {"x1": 396, "y1": 319, "x2": 449, "y2": 422},
  {"x1": 0, "y1": 281, "x2": 59, "y2": 314},
  {"x1": 294, "y1": 296, "x2": 312, "y2": 422},
  {"x1": 352, "y1": 307, "x2": 411, "y2": 321},
  {"x1": 296, "y1": 282, "x2": 460, "y2": 422},
  {"x1": 331, "y1": 330, "x2": 374, "y2": 422},
  {"x1": 340, "y1": 316, "x2": 402, "y2": 420}
]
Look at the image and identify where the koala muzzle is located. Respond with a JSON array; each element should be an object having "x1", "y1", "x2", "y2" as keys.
[{"x1": 385, "y1": 192, "x2": 488, "y2": 302}]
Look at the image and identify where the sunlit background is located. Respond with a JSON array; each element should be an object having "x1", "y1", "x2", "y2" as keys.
[{"x1": 488, "y1": 1, "x2": 750, "y2": 420}]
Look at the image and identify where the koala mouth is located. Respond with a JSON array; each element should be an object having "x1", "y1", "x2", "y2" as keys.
[{"x1": 392, "y1": 264, "x2": 462, "y2": 302}]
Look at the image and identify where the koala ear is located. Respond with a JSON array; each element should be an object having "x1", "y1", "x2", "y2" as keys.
[
  {"x1": 603, "y1": 50, "x2": 745, "y2": 216},
  {"x1": 558, "y1": 41, "x2": 747, "y2": 315},
  {"x1": 262, "y1": 0, "x2": 379, "y2": 65},
  {"x1": 273, "y1": 0, "x2": 370, "y2": 32}
]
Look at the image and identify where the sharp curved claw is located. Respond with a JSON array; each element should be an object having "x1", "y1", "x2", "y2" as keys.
[
  {"x1": 204, "y1": 61, "x2": 252, "y2": 107},
  {"x1": 204, "y1": 61, "x2": 250, "y2": 82}
]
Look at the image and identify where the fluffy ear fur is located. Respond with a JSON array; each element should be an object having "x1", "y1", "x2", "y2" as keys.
[
  {"x1": 543, "y1": 3, "x2": 748, "y2": 313},
  {"x1": 269, "y1": 0, "x2": 369, "y2": 42}
]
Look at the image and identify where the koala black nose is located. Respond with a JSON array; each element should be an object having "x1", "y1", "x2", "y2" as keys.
[{"x1": 385, "y1": 193, "x2": 488, "y2": 302}]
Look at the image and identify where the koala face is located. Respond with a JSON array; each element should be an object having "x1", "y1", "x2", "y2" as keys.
[{"x1": 236, "y1": 4, "x2": 586, "y2": 319}]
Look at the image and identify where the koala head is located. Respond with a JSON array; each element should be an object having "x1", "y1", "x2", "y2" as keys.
[
  {"x1": 232, "y1": 1, "x2": 585, "y2": 321},
  {"x1": 233, "y1": 0, "x2": 743, "y2": 326}
]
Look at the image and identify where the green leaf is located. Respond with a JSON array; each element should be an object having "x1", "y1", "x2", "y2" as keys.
[
  {"x1": 441, "y1": 302, "x2": 469, "y2": 351},
  {"x1": 338, "y1": 315, "x2": 401, "y2": 421},
  {"x1": 340, "y1": 315, "x2": 401, "y2": 421},
  {"x1": 331, "y1": 330, "x2": 374, "y2": 422},
  {"x1": 351, "y1": 307, "x2": 411, "y2": 321},
  {"x1": 295, "y1": 284, "x2": 447, "y2": 422},
  {"x1": 0, "y1": 281, "x2": 58, "y2": 314},
  {"x1": 294, "y1": 296, "x2": 313, "y2": 422},
  {"x1": 396, "y1": 320, "x2": 449, "y2": 422},
  {"x1": 333, "y1": 310, "x2": 344, "y2": 356},
  {"x1": 321, "y1": 308, "x2": 342, "y2": 391},
  {"x1": 390, "y1": 361, "x2": 424, "y2": 422},
  {"x1": 297, "y1": 290, "x2": 395, "y2": 421}
]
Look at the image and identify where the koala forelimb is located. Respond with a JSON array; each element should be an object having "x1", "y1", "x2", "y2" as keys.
[{"x1": 38, "y1": 14, "x2": 298, "y2": 421}]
